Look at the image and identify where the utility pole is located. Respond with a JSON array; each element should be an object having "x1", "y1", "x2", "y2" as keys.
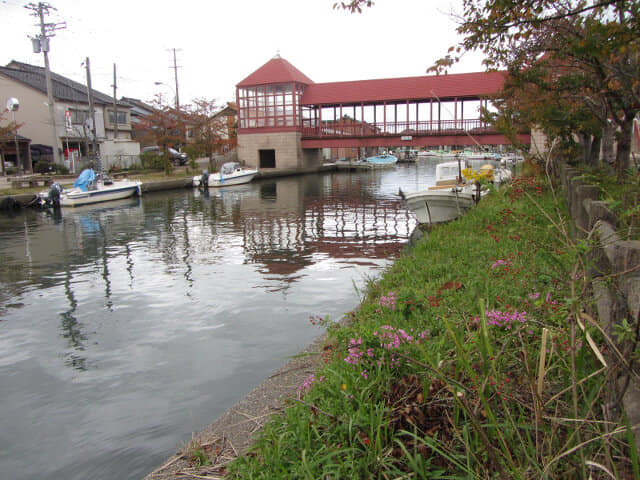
[
  {"x1": 171, "y1": 48, "x2": 181, "y2": 110},
  {"x1": 112, "y1": 63, "x2": 118, "y2": 139},
  {"x1": 84, "y1": 57, "x2": 98, "y2": 164},
  {"x1": 26, "y1": 2, "x2": 66, "y2": 166}
]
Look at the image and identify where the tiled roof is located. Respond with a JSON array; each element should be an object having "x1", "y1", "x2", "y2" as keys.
[
  {"x1": 237, "y1": 55, "x2": 314, "y2": 87},
  {"x1": 301, "y1": 71, "x2": 507, "y2": 105},
  {"x1": 120, "y1": 96, "x2": 156, "y2": 115},
  {"x1": 1, "y1": 60, "x2": 125, "y2": 106}
]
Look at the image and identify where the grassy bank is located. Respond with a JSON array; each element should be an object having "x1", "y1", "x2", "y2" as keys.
[{"x1": 224, "y1": 174, "x2": 635, "y2": 478}]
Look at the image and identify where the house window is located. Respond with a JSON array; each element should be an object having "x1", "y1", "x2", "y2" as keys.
[
  {"x1": 108, "y1": 110, "x2": 128, "y2": 125},
  {"x1": 70, "y1": 109, "x2": 88, "y2": 125}
]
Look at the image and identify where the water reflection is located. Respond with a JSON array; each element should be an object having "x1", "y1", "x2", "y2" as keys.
[
  {"x1": 1, "y1": 172, "x2": 417, "y2": 365},
  {"x1": 61, "y1": 266, "x2": 86, "y2": 371},
  {"x1": 0, "y1": 167, "x2": 426, "y2": 480}
]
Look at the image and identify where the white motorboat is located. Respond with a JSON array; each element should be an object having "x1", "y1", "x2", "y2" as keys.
[
  {"x1": 417, "y1": 150, "x2": 438, "y2": 157},
  {"x1": 193, "y1": 162, "x2": 258, "y2": 188},
  {"x1": 400, "y1": 187, "x2": 476, "y2": 224},
  {"x1": 400, "y1": 159, "x2": 479, "y2": 224},
  {"x1": 38, "y1": 169, "x2": 142, "y2": 208}
]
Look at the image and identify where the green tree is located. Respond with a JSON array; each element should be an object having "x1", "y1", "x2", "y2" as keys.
[
  {"x1": 182, "y1": 98, "x2": 230, "y2": 169},
  {"x1": 134, "y1": 94, "x2": 187, "y2": 173},
  {"x1": 441, "y1": 0, "x2": 640, "y2": 177},
  {"x1": 338, "y1": 0, "x2": 640, "y2": 177}
]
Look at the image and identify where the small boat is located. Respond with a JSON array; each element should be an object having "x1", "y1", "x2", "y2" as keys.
[
  {"x1": 397, "y1": 150, "x2": 418, "y2": 163},
  {"x1": 500, "y1": 153, "x2": 524, "y2": 166},
  {"x1": 193, "y1": 162, "x2": 258, "y2": 188},
  {"x1": 38, "y1": 168, "x2": 142, "y2": 208},
  {"x1": 400, "y1": 159, "x2": 479, "y2": 224},
  {"x1": 400, "y1": 187, "x2": 476, "y2": 224},
  {"x1": 365, "y1": 154, "x2": 398, "y2": 167},
  {"x1": 435, "y1": 151, "x2": 459, "y2": 159},
  {"x1": 417, "y1": 150, "x2": 438, "y2": 157}
]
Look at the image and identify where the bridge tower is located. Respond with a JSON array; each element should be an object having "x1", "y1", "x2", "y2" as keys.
[{"x1": 236, "y1": 55, "x2": 321, "y2": 170}]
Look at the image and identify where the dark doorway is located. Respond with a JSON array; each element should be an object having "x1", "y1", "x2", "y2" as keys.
[{"x1": 259, "y1": 149, "x2": 276, "y2": 168}]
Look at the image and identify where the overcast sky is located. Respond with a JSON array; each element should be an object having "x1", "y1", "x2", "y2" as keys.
[{"x1": 1, "y1": 0, "x2": 485, "y2": 108}]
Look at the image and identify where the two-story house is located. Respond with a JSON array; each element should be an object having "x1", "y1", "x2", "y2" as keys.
[
  {"x1": 210, "y1": 102, "x2": 237, "y2": 154},
  {"x1": 119, "y1": 96, "x2": 157, "y2": 147},
  {"x1": 0, "y1": 60, "x2": 140, "y2": 172}
]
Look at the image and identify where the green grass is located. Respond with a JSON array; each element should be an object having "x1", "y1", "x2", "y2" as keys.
[{"x1": 228, "y1": 174, "x2": 637, "y2": 479}]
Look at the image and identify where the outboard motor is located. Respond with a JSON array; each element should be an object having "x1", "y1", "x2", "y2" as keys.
[
  {"x1": 200, "y1": 170, "x2": 209, "y2": 188},
  {"x1": 47, "y1": 182, "x2": 63, "y2": 210}
]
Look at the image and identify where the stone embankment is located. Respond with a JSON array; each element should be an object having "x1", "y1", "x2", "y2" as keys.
[{"x1": 561, "y1": 164, "x2": 640, "y2": 451}]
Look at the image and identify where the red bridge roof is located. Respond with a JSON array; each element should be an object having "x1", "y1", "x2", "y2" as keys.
[
  {"x1": 237, "y1": 56, "x2": 505, "y2": 105},
  {"x1": 237, "y1": 55, "x2": 314, "y2": 87},
  {"x1": 301, "y1": 71, "x2": 506, "y2": 106}
]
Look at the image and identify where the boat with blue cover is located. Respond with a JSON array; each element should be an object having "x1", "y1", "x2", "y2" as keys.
[
  {"x1": 365, "y1": 154, "x2": 398, "y2": 167},
  {"x1": 38, "y1": 168, "x2": 142, "y2": 207}
]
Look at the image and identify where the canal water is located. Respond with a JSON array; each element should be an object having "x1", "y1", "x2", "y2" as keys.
[{"x1": 0, "y1": 162, "x2": 438, "y2": 480}]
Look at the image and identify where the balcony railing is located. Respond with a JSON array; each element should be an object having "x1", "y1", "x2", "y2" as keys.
[{"x1": 301, "y1": 119, "x2": 495, "y2": 138}]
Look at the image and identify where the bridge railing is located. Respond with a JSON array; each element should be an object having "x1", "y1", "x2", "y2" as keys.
[{"x1": 301, "y1": 119, "x2": 495, "y2": 138}]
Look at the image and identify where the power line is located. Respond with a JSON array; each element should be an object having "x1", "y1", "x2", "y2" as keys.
[
  {"x1": 25, "y1": 1, "x2": 66, "y2": 165},
  {"x1": 25, "y1": 2, "x2": 66, "y2": 39}
]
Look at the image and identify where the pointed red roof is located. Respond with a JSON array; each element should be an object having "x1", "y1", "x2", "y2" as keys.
[{"x1": 237, "y1": 56, "x2": 314, "y2": 87}]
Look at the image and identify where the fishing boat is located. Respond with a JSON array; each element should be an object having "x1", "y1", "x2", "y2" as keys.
[
  {"x1": 400, "y1": 186, "x2": 476, "y2": 224},
  {"x1": 38, "y1": 168, "x2": 142, "y2": 208},
  {"x1": 193, "y1": 162, "x2": 258, "y2": 188},
  {"x1": 365, "y1": 154, "x2": 398, "y2": 167},
  {"x1": 399, "y1": 159, "x2": 480, "y2": 224}
]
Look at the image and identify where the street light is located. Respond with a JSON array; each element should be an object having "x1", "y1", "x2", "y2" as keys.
[
  {"x1": 6, "y1": 97, "x2": 22, "y2": 175},
  {"x1": 154, "y1": 81, "x2": 186, "y2": 148},
  {"x1": 154, "y1": 82, "x2": 178, "y2": 110}
]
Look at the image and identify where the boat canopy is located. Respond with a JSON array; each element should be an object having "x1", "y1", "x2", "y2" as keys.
[
  {"x1": 73, "y1": 168, "x2": 96, "y2": 191},
  {"x1": 220, "y1": 162, "x2": 240, "y2": 175}
]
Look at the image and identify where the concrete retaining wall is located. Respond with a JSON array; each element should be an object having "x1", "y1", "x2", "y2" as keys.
[{"x1": 561, "y1": 164, "x2": 640, "y2": 448}]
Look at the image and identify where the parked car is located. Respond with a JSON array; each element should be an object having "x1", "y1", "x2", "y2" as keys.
[
  {"x1": 30, "y1": 144, "x2": 55, "y2": 173},
  {"x1": 141, "y1": 146, "x2": 188, "y2": 166}
]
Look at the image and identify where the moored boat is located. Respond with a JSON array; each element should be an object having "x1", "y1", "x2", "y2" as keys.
[
  {"x1": 400, "y1": 158, "x2": 479, "y2": 224},
  {"x1": 365, "y1": 154, "x2": 398, "y2": 167},
  {"x1": 193, "y1": 162, "x2": 258, "y2": 188},
  {"x1": 38, "y1": 168, "x2": 142, "y2": 208},
  {"x1": 400, "y1": 187, "x2": 476, "y2": 224},
  {"x1": 417, "y1": 150, "x2": 438, "y2": 157}
]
